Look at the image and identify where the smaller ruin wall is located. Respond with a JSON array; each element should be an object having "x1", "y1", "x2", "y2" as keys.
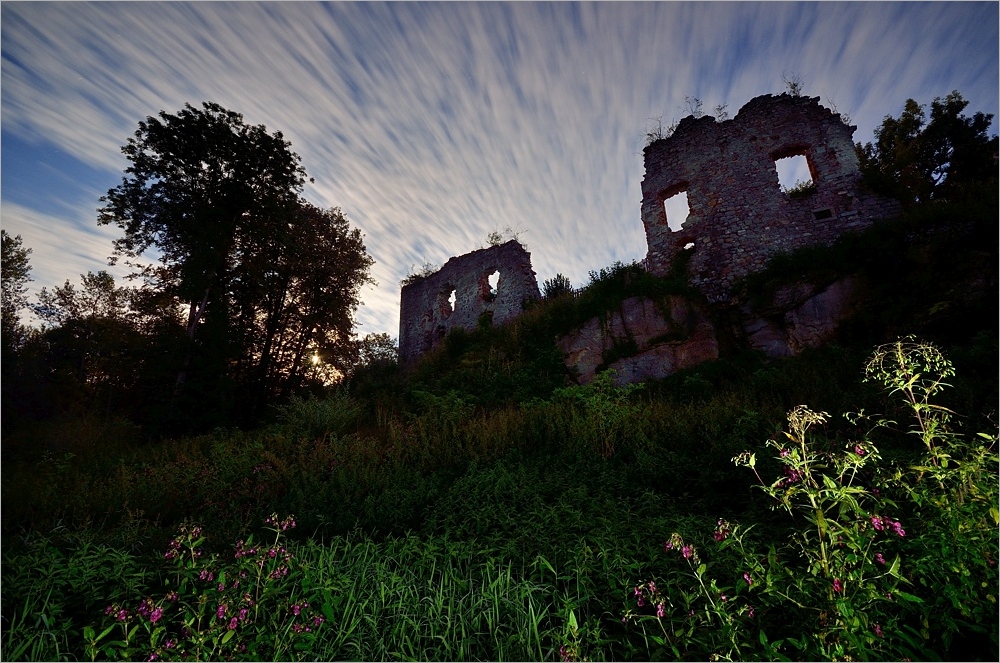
[
  {"x1": 641, "y1": 94, "x2": 901, "y2": 302},
  {"x1": 398, "y1": 240, "x2": 541, "y2": 362}
]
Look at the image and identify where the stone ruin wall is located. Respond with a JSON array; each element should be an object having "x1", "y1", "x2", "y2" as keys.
[
  {"x1": 398, "y1": 240, "x2": 541, "y2": 362},
  {"x1": 641, "y1": 94, "x2": 902, "y2": 302},
  {"x1": 399, "y1": 94, "x2": 903, "y2": 366}
]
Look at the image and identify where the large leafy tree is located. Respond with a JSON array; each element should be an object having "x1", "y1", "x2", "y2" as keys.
[
  {"x1": 856, "y1": 91, "x2": 998, "y2": 205},
  {"x1": 99, "y1": 102, "x2": 373, "y2": 428},
  {"x1": 1, "y1": 229, "x2": 33, "y2": 353}
]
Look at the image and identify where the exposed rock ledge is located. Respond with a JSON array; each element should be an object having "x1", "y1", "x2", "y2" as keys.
[{"x1": 558, "y1": 276, "x2": 864, "y2": 385}]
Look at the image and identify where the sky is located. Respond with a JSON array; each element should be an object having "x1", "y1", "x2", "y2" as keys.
[{"x1": 2, "y1": 1, "x2": 998, "y2": 341}]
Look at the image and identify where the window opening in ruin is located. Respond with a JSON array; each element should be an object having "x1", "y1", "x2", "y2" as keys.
[
  {"x1": 812, "y1": 207, "x2": 834, "y2": 220},
  {"x1": 448, "y1": 288, "x2": 457, "y2": 311},
  {"x1": 486, "y1": 270, "x2": 500, "y2": 302},
  {"x1": 775, "y1": 153, "x2": 815, "y2": 197},
  {"x1": 663, "y1": 190, "x2": 690, "y2": 231}
]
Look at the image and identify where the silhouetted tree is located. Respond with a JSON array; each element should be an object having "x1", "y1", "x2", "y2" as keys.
[
  {"x1": 2, "y1": 231, "x2": 35, "y2": 429},
  {"x1": 542, "y1": 273, "x2": 574, "y2": 299},
  {"x1": 30, "y1": 271, "x2": 146, "y2": 418},
  {"x1": 98, "y1": 102, "x2": 372, "y2": 429},
  {"x1": 856, "y1": 91, "x2": 998, "y2": 205},
  {"x1": 1, "y1": 230, "x2": 33, "y2": 354}
]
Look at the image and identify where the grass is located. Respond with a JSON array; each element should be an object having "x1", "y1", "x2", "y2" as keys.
[{"x1": 1, "y1": 198, "x2": 996, "y2": 661}]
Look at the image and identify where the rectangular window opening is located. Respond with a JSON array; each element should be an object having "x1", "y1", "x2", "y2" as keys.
[
  {"x1": 663, "y1": 190, "x2": 690, "y2": 232},
  {"x1": 775, "y1": 153, "x2": 814, "y2": 196}
]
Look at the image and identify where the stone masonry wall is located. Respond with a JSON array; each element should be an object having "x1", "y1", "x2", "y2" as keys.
[
  {"x1": 641, "y1": 94, "x2": 901, "y2": 302},
  {"x1": 398, "y1": 240, "x2": 541, "y2": 362}
]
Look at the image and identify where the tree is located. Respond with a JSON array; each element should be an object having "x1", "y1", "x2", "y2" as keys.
[
  {"x1": 856, "y1": 91, "x2": 998, "y2": 205},
  {"x1": 2, "y1": 230, "x2": 35, "y2": 428},
  {"x1": 31, "y1": 271, "x2": 146, "y2": 418},
  {"x1": 1, "y1": 230, "x2": 33, "y2": 353},
  {"x1": 98, "y1": 102, "x2": 372, "y2": 429},
  {"x1": 542, "y1": 273, "x2": 574, "y2": 299},
  {"x1": 230, "y1": 203, "x2": 374, "y2": 413}
]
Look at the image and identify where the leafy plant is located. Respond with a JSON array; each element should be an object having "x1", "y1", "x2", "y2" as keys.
[
  {"x1": 85, "y1": 515, "x2": 324, "y2": 661},
  {"x1": 783, "y1": 178, "x2": 816, "y2": 199},
  {"x1": 624, "y1": 338, "x2": 998, "y2": 660}
]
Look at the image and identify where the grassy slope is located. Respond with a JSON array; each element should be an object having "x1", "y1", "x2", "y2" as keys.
[{"x1": 2, "y1": 196, "x2": 996, "y2": 661}]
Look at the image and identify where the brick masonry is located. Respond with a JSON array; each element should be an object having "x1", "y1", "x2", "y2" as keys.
[
  {"x1": 640, "y1": 94, "x2": 901, "y2": 302},
  {"x1": 398, "y1": 240, "x2": 541, "y2": 362}
]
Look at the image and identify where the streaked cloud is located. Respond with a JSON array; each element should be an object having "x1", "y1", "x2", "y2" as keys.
[{"x1": 2, "y1": 2, "x2": 997, "y2": 338}]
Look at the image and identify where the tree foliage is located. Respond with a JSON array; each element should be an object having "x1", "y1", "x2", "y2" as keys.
[
  {"x1": 97, "y1": 102, "x2": 373, "y2": 429},
  {"x1": 1, "y1": 230, "x2": 33, "y2": 352},
  {"x1": 856, "y1": 91, "x2": 998, "y2": 205},
  {"x1": 542, "y1": 273, "x2": 574, "y2": 299},
  {"x1": 29, "y1": 271, "x2": 146, "y2": 418}
]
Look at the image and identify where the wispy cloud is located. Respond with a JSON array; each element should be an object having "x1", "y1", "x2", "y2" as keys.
[{"x1": 2, "y1": 2, "x2": 997, "y2": 338}]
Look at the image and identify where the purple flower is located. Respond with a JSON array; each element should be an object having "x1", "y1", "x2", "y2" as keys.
[
  {"x1": 217, "y1": 582, "x2": 225, "y2": 592},
  {"x1": 747, "y1": 605, "x2": 755, "y2": 618},
  {"x1": 313, "y1": 615, "x2": 325, "y2": 627},
  {"x1": 743, "y1": 572, "x2": 753, "y2": 586},
  {"x1": 713, "y1": 518, "x2": 731, "y2": 542},
  {"x1": 871, "y1": 515, "x2": 885, "y2": 531},
  {"x1": 890, "y1": 521, "x2": 906, "y2": 537},
  {"x1": 216, "y1": 604, "x2": 227, "y2": 620},
  {"x1": 854, "y1": 444, "x2": 866, "y2": 456},
  {"x1": 164, "y1": 639, "x2": 176, "y2": 650},
  {"x1": 832, "y1": 578, "x2": 843, "y2": 594},
  {"x1": 720, "y1": 593, "x2": 728, "y2": 602},
  {"x1": 636, "y1": 596, "x2": 646, "y2": 608},
  {"x1": 874, "y1": 624, "x2": 883, "y2": 637},
  {"x1": 656, "y1": 602, "x2": 665, "y2": 618},
  {"x1": 633, "y1": 586, "x2": 642, "y2": 597},
  {"x1": 779, "y1": 448, "x2": 790, "y2": 458},
  {"x1": 104, "y1": 605, "x2": 115, "y2": 616},
  {"x1": 228, "y1": 617, "x2": 239, "y2": 631},
  {"x1": 147, "y1": 654, "x2": 159, "y2": 662},
  {"x1": 116, "y1": 609, "x2": 128, "y2": 622},
  {"x1": 199, "y1": 569, "x2": 214, "y2": 582},
  {"x1": 150, "y1": 607, "x2": 164, "y2": 623},
  {"x1": 875, "y1": 553, "x2": 886, "y2": 565},
  {"x1": 239, "y1": 608, "x2": 249, "y2": 621},
  {"x1": 647, "y1": 581, "x2": 657, "y2": 594},
  {"x1": 664, "y1": 540, "x2": 674, "y2": 552},
  {"x1": 559, "y1": 645, "x2": 569, "y2": 662},
  {"x1": 165, "y1": 591, "x2": 179, "y2": 603},
  {"x1": 291, "y1": 604, "x2": 302, "y2": 616},
  {"x1": 681, "y1": 545, "x2": 693, "y2": 559}
]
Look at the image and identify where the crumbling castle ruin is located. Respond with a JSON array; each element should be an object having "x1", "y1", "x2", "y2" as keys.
[
  {"x1": 399, "y1": 94, "x2": 901, "y2": 368},
  {"x1": 641, "y1": 94, "x2": 901, "y2": 301},
  {"x1": 398, "y1": 240, "x2": 540, "y2": 362}
]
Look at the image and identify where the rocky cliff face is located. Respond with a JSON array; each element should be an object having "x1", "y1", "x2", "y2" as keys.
[
  {"x1": 557, "y1": 295, "x2": 719, "y2": 385},
  {"x1": 558, "y1": 276, "x2": 865, "y2": 384}
]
